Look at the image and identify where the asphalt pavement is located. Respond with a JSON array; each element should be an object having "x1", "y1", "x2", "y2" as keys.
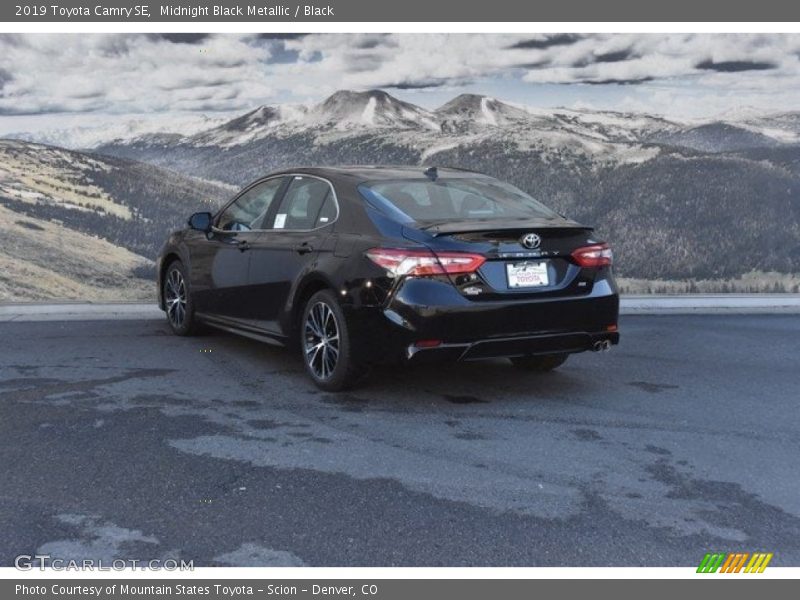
[{"x1": 1, "y1": 314, "x2": 799, "y2": 566}]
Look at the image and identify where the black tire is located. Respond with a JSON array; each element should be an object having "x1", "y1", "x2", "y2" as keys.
[
  {"x1": 509, "y1": 354, "x2": 569, "y2": 372},
  {"x1": 162, "y1": 260, "x2": 201, "y2": 336},
  {"x1": 301, "y1": 289, "x2": 366, "y2": 391}
]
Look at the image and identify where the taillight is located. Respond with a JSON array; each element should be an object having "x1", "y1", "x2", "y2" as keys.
[
  {"x1": 414, "y1": 339, "x2": 442, "y2": 348},
  {"x1": 571, "y1": 243, "x2": 613, "y2": 268},
  {"x1": 366, "y1": 248, "x2": 486, "y2": 277}
]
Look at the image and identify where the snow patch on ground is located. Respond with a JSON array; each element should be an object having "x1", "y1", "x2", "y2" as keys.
[
  {"x1": 36, "y1": 514, "x2": 160, "y2": 563},
  {"x1": 213, "y1": 543, "x2": 306, "y2": 567}
]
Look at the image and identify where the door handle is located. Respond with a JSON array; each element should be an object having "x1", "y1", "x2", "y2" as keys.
[
  {"x1": 237, "y1": 240, "x2": 251, "y2": 252},
  {"x1": 294, "y1": 242, "x2": 313, "y2": 255}
]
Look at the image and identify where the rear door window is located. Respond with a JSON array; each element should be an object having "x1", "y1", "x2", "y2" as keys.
[{"x1": 272, "y1": 176, "x2": 335, "y2": 230}]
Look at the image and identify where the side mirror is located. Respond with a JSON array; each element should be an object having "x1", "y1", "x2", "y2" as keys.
[{"x1": 188, "y1": 211, "x2": 212, "y2": 232}]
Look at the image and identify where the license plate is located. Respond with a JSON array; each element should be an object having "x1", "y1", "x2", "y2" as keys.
[{"x1": 506, "y1": 261, "x2": 549, "y2": 288}]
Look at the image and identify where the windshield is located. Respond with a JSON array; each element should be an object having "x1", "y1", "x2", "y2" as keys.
[{"x1": 358, "y1": 177, "x2": 559, "y2": 223}]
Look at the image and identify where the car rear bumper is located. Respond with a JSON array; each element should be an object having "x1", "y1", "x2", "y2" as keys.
[
  {"x1": 406, "y1": 330, "x2": 619, "y2": 363},
  {"x1": 406, "y1": 332, "x2": 619, "y2": 363},
  {"x1": 346, "y1": 275, "x2": 620, "y2": 364}
]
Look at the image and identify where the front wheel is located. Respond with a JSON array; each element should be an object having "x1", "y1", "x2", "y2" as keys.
[
  {"x1": 301, "y1": 290, "x2": 366, "y2": 391},
  {"x1": 509, "y1": 354, "x2": 569, "y2": 372},
  {"x1": 162, "y1": 260, "x2": 201, "y2": 336}
]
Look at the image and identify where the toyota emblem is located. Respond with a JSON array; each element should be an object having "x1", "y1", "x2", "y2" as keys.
[{"x1": 521, "y1": 233, "x2": 541, "y2": 249}]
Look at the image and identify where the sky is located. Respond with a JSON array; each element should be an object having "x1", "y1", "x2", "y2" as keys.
[{"x1": 1, "y1": 32, "x2": 800, "y2": 134}]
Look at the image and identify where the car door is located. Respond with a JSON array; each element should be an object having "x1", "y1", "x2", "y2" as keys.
[
  {"x1": 244, "y1": 175, "x2": 338, "y2": 336},
  {"x1": 191, "y1": 176, "x2": 287, "y2": 322}
]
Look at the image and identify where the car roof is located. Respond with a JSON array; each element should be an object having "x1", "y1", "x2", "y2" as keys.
[{"x1": 268, "y1": 165, "x2": 491, "y2": 183}]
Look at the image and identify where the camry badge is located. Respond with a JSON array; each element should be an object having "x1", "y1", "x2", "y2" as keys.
[{"x1": 521, "y1": 233, "x2": 541, "y2": 249}]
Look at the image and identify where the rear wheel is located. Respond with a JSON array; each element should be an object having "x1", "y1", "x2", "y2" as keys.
[
  {"x1": 301, "y1": 290, "x2": 366, "y2": 391},
  {"x1": 162, "y1": 260, "x2": 201, "y2": 336},
  {"x1": 509, "y1": 354, "x2": 569, "y2": 372}
]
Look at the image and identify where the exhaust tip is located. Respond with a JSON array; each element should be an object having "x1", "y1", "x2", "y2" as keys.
[{"x1": 592, "y1": 340, "x2": 612, "y2": 352}]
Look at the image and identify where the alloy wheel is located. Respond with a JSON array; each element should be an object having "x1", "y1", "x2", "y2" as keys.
[
  {"x1": 164, "y1": 267, "x2": 187, "y2": 328},
  {"x1": 304, "y1": 301, "x2": 340, "y2": 380}
]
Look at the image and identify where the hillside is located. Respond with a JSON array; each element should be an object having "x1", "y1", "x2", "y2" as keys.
[
  {"x1": 0, "y1": 140, "x2": 232, "y2": 301},
  {"x1": 0, "y1": 203, "x2": 152, "y2": 301}
]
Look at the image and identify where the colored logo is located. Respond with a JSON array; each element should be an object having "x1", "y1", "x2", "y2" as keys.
[{"x1": 697, "y1": 552, "x2": 773, "y2": 573}]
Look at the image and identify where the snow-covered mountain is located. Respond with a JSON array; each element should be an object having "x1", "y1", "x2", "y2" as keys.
[
  {"x1": 94, "y1": 90, "x2": 676, "y2": 172},
  {"x1": 3, "y1": 113, "x2": 231, "y2": 151},
  {"x1": 647, "y1": 122, "x2": 786, "y2": 153},
  {"x1": 736, "y1": 112, "x2": 800, "y2": 142},
  {"x1": 437, "y1": 94, "x2": 532, "y2": 131},
  {"x1": 188, "y1": 104, "x2": 308, "y2": 147},
  {"x1": 308, "y1": 90, "x2": 440, "y2": 130},
  {"x1": 10, "y1": 89, "x2": 799, "y2": 155},
  {"x1": 81, "y1": 90, "x2": 800, "y2": 187}
]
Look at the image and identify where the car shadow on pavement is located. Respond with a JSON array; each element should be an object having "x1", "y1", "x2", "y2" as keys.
[{"x1": 185, "y1": 323, "x2": 600, "y2": 407}]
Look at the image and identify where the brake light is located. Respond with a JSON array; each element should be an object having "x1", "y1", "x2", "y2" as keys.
[
  {"x1": 366, "y1": 248, "x2": 486, "y2": 277},
  {"x1": 571, "y1": 243, "x2": 613, "y2": 268}
]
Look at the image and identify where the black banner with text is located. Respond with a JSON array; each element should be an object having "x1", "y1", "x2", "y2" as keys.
[
  {"x1": 4, "y1": 0, "x2": 800, "y2": 22},
  {"x1": 4, "y1": 579, "x2": 795, "y2": 600}
]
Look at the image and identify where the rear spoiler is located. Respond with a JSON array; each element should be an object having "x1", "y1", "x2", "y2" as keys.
[{"x1": 425, "y1": 222, "x2": 593, "y2": 237}]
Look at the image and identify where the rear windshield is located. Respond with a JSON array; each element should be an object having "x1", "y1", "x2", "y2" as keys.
[{"x1": 358, "y1": 177, "x2": 558, "y2": 223}]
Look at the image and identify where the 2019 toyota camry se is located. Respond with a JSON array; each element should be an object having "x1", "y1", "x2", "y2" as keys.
[{"x1": 157, "y1": 166, "x2": 619, "y2": 390}]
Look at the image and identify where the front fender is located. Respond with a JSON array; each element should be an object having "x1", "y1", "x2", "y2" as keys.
[{"x1": 156, "y1": 232, "x2": 192, "y2": 310}]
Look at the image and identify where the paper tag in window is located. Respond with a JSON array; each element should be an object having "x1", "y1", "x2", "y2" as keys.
[{"x1": 274, "y1": 213, "x2": 287, "y2": 229}]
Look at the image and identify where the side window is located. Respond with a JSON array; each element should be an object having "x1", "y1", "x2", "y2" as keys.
[
  {"x1": 272, "y1": 177, "x2": 335, "y2": 230},
  {"x1": 217, "y1": 178, "x2": 284, "y2": 231}
]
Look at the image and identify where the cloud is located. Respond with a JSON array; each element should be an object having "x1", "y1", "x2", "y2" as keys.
[
  {"x1": 352, "y1": 34, "x2": 397, "y2": 50},
  {"x1": 516, "y1": 34, "x2": 800, "y2": 96},
  {"x1": 0, "y1": 34, "x2": 276, "y2": 115},
  {"x1": 593, "y1": 49, "x2": 636, "y2": 64},
  {"x1": 1, "y1": 33, "x2": 800, "y2": 118},
  {"x1": 252, "y1": 33, "x2": 308, "y2": 41},
  {"x1": 581, "y1": 77, "x2": 654, "y2": 85},
  {"x1": 696, "y1": 59, "x2": 776, "y2": 72},
  {"x1": 508, "y1": 34, "x2": 582, "y2": 50},
  {"x1": 277, "y1": 33, "x2": 800, "y2": 96},
  {"x1": 384, "y1": 79, "x2": 450, "y2": 90},
  {"x1": 147, "y1": 33, "x2": 211, "y2": 44}
]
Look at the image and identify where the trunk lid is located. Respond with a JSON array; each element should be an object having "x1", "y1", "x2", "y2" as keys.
[{"x1": 404, "y1": 222, "x2": 600, "y2": 300}]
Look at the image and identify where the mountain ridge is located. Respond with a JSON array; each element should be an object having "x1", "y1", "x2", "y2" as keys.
[{"x1": 9, "y1": 89, "x2": 800, "y2": 152}]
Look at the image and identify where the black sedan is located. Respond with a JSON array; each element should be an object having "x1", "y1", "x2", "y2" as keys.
[{"x1": 157, "y1": 166, "x2": 619, "y2": 390}]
